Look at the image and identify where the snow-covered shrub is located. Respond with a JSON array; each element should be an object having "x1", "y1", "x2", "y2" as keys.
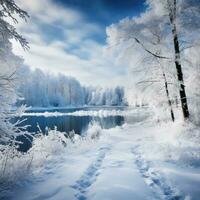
[
  {"x1": 0, "y1": 130, "x2": 68, "y2": 187},
  {"x1": 30, "y1": 131, "x2": 68, "y2": 157},
  {"x1": 86, "y1": 121, "x2": 102, "y2": 140},
  {"x1": 0, "y1": 122, "x2": 103, "y2": 189}
]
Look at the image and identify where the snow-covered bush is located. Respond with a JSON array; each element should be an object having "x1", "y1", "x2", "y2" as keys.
[
  {"x1": 86, "y1": 121, "x2": 102, "y2": 140},
  {"x1": 0, "y1": 130, "x2": 68, "y2": 188},
  {"x1": 0, "y1": 122, "x2": 103, "y2": 189}
]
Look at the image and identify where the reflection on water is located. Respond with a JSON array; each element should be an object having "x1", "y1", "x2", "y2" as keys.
[
  {"x1": 21, "y1": 115, "x2": 124, "y2": 134},
  {"x1": 15, "y1": 107, "x2": 127, "y2": 152}
]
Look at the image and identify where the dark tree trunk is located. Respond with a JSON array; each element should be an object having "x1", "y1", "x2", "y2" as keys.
[
  {"x1": 169, "y1": 0, "x2": 190, "y2": 120},
  {"x1": 162, "y1": 72, "x2": 175, "y2": 122}
]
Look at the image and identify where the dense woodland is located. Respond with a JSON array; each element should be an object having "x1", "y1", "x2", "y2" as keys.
[{"x1": 17, "y1": 66, "x2": 127, "y2": 107}]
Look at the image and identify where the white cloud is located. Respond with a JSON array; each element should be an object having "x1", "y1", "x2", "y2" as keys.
[
  {"x1": 16, "y1": 0, "x2": 82, "y2": 25},
  {"x1": 12, "y1": 0, "x2": 128, "y2": 87}
]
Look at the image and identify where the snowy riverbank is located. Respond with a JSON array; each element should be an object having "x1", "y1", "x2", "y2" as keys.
[
  {"x1": 21, "y1": 107, "x2": 149, "y2": 118},
  {"x1": 1, "y1": 117, "x2": 199, "y2": 200}
]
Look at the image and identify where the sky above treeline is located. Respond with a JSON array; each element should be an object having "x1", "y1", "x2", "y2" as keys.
[
  {"x1": 57, "y1": 0, "x2": 145, "y2": 27},
  {"x1": 14, "y1": 0, "x2": 146, "y2": 87}
]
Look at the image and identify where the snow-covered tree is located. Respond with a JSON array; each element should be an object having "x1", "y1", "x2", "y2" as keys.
[
  {"x1": 106, "y1": 0, "x2": 200, "y2": 121},
  {"x1": 184, "y1": 46, "x2": 200, "y2": 125},
  {"x1": 84, "y1": 86, "x2": 126, "y2": 106},
  {"x1": 17, "y1": 67, "x2": 127, "y2": 107},
  {"x1": 0, "y1": 0, "x2": 29, "y2": 142}
]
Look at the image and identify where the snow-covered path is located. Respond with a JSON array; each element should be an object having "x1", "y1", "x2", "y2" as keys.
[{"x1": 7, "y1": 122, "x2": 200, "y2": 200}]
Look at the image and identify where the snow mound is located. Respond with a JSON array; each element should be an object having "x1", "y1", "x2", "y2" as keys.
[
  {"x1": 21, "y1": 108, "x2": 149, "y2": 117},
  {"x1": 138, "y1": 121, "x2": 200, "y2": 166}
]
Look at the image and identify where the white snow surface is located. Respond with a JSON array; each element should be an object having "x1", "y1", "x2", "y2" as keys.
[
  {"x1": 21, "y1": 108, "x2": 150, "y2": 117},
  {"x1": 1, "y1": 118, "x2": 200, "y2": 200}
]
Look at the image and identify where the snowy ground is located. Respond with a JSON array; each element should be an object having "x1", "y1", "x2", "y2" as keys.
[
  {"x1": 1, "y1": 115, "x2": 200, "y2": 200},
  {"x1": 21, "y1": 109, "x2": 147, "y2": 117}
]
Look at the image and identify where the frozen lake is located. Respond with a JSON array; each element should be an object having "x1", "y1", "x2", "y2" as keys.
[{"x1": 14, "y1": 106, "x2": 145, "y2": 152}]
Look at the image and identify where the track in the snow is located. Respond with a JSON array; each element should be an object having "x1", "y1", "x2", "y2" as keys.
[
  {"x1": 131, "y1": 145, "x2": 185, "y2": 200},
  {"x1": 71, "y1": 146, "x2": 111, "y2": 200}
]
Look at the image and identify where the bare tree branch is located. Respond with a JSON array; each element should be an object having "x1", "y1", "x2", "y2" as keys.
[{"x1": 134, "y1": 37, "x2": 170, "y2": 60}]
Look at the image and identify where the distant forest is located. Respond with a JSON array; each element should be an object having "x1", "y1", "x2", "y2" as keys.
[{"x1": 17, "y1": 66, "x2": 127, "y2": 107}]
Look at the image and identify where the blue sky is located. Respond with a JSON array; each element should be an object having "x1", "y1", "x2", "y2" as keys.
[
  {"x1": 14, "y1": 0, "x2": 146, "y2": 87},
  {"x1": 57, "y1": 0, "x2": 145, "y2": 25},
  {"x1": 56, "y1": 0, "x2": 146, "y2": 43}
]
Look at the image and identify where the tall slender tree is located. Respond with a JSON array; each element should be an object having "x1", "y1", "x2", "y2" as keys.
[
  {"x1": 106, "y1": 0, "x2": 200, "y2": 121},
  {"x1": 166, "y1": 0, "x2": 189, "y2": 119}
]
